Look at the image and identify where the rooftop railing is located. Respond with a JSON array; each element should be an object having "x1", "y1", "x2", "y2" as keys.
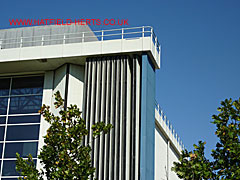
[
  {"x1": 0, "y1": 26, "x2": 161, "y2": 61},
  {"x1": 155, "y1": 101, "x2": 185, "y2": 151}
]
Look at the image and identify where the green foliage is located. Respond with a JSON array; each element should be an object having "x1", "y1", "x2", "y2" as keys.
[
  {"x1": 16, "y1": 153, "x2": 43, "y2": 180},
  {"x1": 172, "y1": 141, "x2": 215, "y2": 179},
  {"x1": 172, "y1": 98, "x2": 240, "y2": 180},
  {"x1": 16, "y1": 91, "x2": 112, "y2": 180},
  {"x1": 211, "y1": 98, "x2": 240, "y2": 179}
]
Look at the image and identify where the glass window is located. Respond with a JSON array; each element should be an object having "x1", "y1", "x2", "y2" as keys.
[
  {"x1": 0, "y1": 116, "x2": 6, "y2": 124},
  {"x1": 2, "y1": 160, "x2": 19, "y2": 176},
  {"x1": 9, "y1": 95, "x2": 42, "y2": 114},
  {"x1": 6, "y1": 125, "x2": 39, "y2": 141},
  {"x1": 0, "y1": 126, "x2": 5, "y2": 141},
  {"x1": 4, "y1": 142, "x2": 38, "y2": 158},
  {"x1": 0, "y1": 76, "x2": 43, "y2": 177},
  {"x1": 2, "y1": 160, "x2": 36, "y2": 176},
  {"x1": 8, "y1": 115, "x2": 41, "y2": 124},
  {"x1": 0, "y1": 78, "x2": 10, "y2": 96},
  {"x1": 0, "y1": 143, "x2": 3, "y2": 158},
  {"x1": 11, "y1": 76, "x2": 44, "y2": 95},
  {"x1": 0, "y1": 98, "x2": 8, "y2": 115}
]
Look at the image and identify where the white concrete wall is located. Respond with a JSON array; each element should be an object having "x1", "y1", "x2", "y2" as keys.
[
  {"x1": 169, "y1": 145, "x2": 180, "y2": 180},
  {"x1": 37, "y1": 65, "x2": 68, "y2": 170},
  {"x1": 37, "y1": 64, "x2": 85, "y2": 170},
  {"x1": 67, "y1": 64, "x2": 85, "y2": 110},
  {"x1": 155, "y1": 128, "x2": 168, "y2": 180},
  {"x1": 37, "y1": 71, "x2": 54, "y2": 171},
  {"x1": 52, "y1": 64, "x2": 67, "y2": 101},
  {"x1": 155, "y1": 126, "x2": 181, "y2": 180}
]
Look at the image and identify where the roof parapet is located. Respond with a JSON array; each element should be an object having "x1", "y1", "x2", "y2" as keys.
[
  {"x1": 155, "y1": 101, "x2": 185, "y2": 154},
  {"x1": 0, "y1": 26, "x2": 161, "y2": 69}
]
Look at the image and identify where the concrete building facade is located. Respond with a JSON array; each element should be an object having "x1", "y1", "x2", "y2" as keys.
[{"x1": 0, "y1": 24, "x2": 184, "y2": 180}]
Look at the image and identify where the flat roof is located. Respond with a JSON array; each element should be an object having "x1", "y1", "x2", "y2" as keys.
[
  {"x1": 0, "y1": 24, "x2": 98, "y2": 49},
  {"x1": 0, "y1": 26, "x2": 161, "y2": 74}
]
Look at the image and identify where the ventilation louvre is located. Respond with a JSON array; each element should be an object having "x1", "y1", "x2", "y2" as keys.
[{"x1": 83, "y1": 55, "x2": 141, "y2": 180}]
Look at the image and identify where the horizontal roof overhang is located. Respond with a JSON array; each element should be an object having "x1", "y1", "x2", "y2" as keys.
[
  {"x1": 0, "y1": 36, "x2": 160, "y2": 64},
  {"x1": 0, "y1": 26, "x2": 161, "y2": 74}
]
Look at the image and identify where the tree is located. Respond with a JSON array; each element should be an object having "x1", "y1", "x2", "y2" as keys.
[
  {"x1": 211, "y1": 98, "x2": 240, "y2": 179},
  {"x1": 16, "y1": 91, "x2": 113, "y2": 180},
  {"x1": 172, "y1": 141, "x2": 215, "y2": 179},
  {"x1": 172, "y1": 98, "x2": 240, "y2": 180}
]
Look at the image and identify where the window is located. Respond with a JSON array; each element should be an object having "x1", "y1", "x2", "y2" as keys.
[
  {"x1": 0, "y1": 144, "x2": 3, "y2": 158},
  {"x1": 4, "y1": 142, "x2": 38, "y2": 158},
  {"x1": 9, "y1": 96, "x2": 43, "y2": 114},
  {"x1": 0, "y1": 75, "x2": 43, "y2": 178},
  {"x1": 0, "y1": 78, "x2": 10, "y2": 96},
  {"x1": 6, "y1": 125, "x2": 40, "y2": 141},
  {"x1": 0, "y1": 127, "x2": 5, "y2": 141},
  {"x1": 8, "y1": 115, "x2": 40, "y2": 124},
  {"x1": 0, "y1": 98, "x2": 8, "y2": 115},
  {"x1": 2, "y1": 160, "x2": 19, "y2": 176},
  {"x1": 0, "y1": 117, "x2": 6, "y2": 124}
]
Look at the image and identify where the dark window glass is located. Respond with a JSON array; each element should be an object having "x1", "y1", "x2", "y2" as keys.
[
  {"x1": 0, "y1": 78, "x2": 10, "y2": 96},
  {"x1": 6, "y1": 125, "x2": 39, "y2": 141},
  {"x1": 11, "y1": 76, "x2": 44, "y2": 95},
  {"x1": 8, "y1": 115, "x2": 41, "y2": 124},
  {"x1": 0, "y1": 98, "x2": 8, "y2": 115},
  {"x1": 0, "y1": 116, "x2": 6, "y2": 124},
  {"x1": 2, "y1": 160, "x2": 19, "y2": 176},
  {"x1": 9, "y1": 95, "x2": 42, "y2": 114},
  {"x1": 0, "y1": 143, "x2": 3, "y2": 158},
  {"x1": 2, "y1": 160, "x2": 36, "y2": 176},
  {"x1": 0, "y1": 126, "x2": 5, "y2": 141},
  {"x1": 4, "y1": 142, "x2": 38, "y2": 158}
]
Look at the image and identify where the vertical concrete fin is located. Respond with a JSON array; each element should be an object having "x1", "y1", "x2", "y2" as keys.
[
  {"x1": 83, "y1": 56, "x2": 141, "y2": 180},
  {"x1": 140, "y1": 54, "x2": 156, "y2": 180}
]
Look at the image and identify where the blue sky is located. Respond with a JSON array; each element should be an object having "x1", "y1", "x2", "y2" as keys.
[{"x1": 1, "y1": 0, "x2": 240, "y2": 158}]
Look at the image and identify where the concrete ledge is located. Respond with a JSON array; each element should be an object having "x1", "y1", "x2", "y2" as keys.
[{"x1": 0, "y1": 37, "x2": 160, "y2": 69}]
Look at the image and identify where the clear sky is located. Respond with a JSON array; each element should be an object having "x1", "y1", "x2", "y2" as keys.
[{"x1": 1, "y1": 0, "x2": 240, "y2": 158}]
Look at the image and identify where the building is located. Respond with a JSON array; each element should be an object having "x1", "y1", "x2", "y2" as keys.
[{"x1": 0, "y1": 24, "x2": 184, "y2": 180}]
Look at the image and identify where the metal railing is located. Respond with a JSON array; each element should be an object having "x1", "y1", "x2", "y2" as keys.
[
  {"x1": 155, "y1": 101, "x2": 185, "y2": 151},
  {"x1": 0, "y1": 26, "x2": 161, "y2": 62}
]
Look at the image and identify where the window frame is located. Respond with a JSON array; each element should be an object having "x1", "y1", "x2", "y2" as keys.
[{"x1": 0, "y1": 74, "x2": 44, "y2": 178}]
